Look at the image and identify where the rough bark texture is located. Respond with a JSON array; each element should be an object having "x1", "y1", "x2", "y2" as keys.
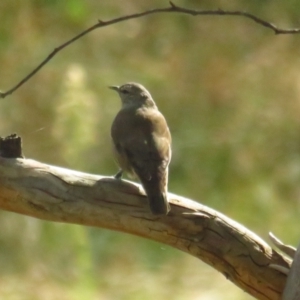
[{"x1": 0, "y1": 157, "x2": 290, "y2": 300}]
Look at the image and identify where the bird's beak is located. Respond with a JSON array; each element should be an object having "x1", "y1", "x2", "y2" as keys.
[{"x1": 109, "y1": 85, "x2": 119, "y2": 92}]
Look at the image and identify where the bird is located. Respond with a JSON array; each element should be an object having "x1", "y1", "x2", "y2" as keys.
[{"x1": 109, "y1": 82, "x2": 171, "y2": 215}]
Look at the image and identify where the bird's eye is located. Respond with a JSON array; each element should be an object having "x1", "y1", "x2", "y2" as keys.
[{"x1": 121, "y1": 89, "x2": 129, "y2": 94}]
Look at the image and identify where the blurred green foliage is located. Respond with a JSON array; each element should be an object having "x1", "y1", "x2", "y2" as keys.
[{"x1": 0, "y1": 1, "x2": 300, "y2": 299}]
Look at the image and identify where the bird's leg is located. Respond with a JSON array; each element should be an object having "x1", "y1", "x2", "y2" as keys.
[{"x1": 114, "y1": 169, "x2": 123, "y2": 179}]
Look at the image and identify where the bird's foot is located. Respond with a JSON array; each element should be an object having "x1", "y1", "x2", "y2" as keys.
[{"x1": 114, "y1": 170, "x2": 123, "y2": 179}]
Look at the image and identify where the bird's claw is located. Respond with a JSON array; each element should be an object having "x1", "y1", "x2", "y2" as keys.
[{"x1": 114, "y1": 170, "x2": 123, "y2": 179}]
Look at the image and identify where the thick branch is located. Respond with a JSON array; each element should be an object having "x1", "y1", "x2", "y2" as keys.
[
  {"x1": 0, "y1": 157, "x2": 290, "y2": 300},
  {"x1": 1, "y1": 3, "x2": 299, "y2": 98}
]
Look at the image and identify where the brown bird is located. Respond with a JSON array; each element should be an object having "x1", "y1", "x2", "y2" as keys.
[{"x1": 110, "y1": 82, "x2": 171, "y2": 215}]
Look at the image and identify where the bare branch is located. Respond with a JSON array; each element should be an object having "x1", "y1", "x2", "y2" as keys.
[
  {"x1": 0, "y1": 156, "x2": 291, "y2": 300},
  {"x1": 0, "y1": 3, "x2": 299, "y2": 98}
]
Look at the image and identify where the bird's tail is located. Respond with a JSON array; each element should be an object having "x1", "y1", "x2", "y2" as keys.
[
  {"x1": 137, "y1": 169, "x2": 170, "y2": 215},
  {"x1": 147, "y1": 192, "x2": 170, "y2": 215}
]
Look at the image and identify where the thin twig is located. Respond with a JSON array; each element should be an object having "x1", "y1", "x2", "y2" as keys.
[
  {"x1": 1, "y1": 2, "x2": 299, "y2": 99},
  {"x1": 269, "y1": 232, "x2": 296, "y2": 258}
]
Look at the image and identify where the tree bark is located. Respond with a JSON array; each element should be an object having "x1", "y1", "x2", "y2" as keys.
[{"x1": 0, "y1": 157, "x2": 290, "y2": 300}]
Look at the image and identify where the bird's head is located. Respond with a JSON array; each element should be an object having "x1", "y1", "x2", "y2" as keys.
[{"x1": 109, "y1": 82, "x2": 156, "y2": 108}]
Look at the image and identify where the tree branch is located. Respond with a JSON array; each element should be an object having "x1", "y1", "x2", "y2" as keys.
[
  {"x1": 0, "y1": 156, "x2": 290, "y2": 300},
  {"x1": 0, "y1": 2, "x2": 299, "y2": 99}
]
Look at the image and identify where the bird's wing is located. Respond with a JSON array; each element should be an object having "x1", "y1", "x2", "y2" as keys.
[{"x1": 125, "y1": 134, "x2": 171, "y2": 181}]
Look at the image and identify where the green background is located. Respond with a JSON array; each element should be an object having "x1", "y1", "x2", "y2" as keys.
[{"x1": 1, "y1": 1, "x2": 300, "y2": 299}]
